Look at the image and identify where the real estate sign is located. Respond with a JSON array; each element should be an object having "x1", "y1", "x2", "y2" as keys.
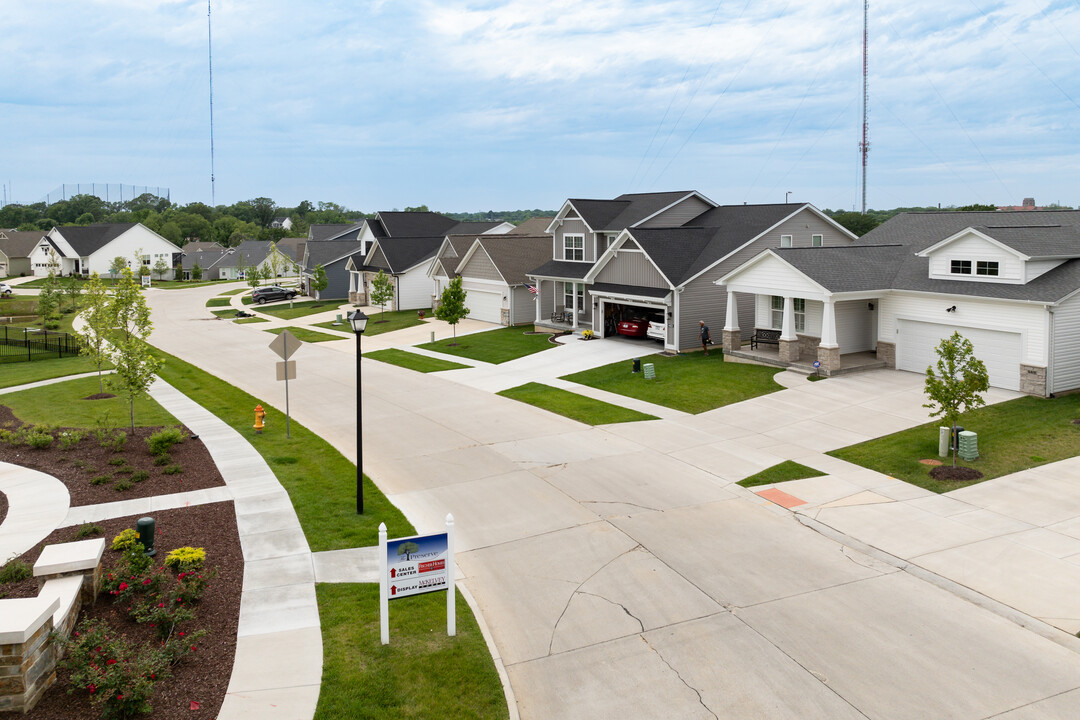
[{"x1": 378, "y1": 516, "x2": 456, "y2": 644}]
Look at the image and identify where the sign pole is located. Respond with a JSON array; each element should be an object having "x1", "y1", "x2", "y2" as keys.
[
  {"x1": 378, "y1": 522, "x2": 389, "y2": 645},
  {"x1": 446, "y1": 513, "x2": 456, "y2": 637},
  {"x1": 283, "y1": 333, "x2": 291, "y2": 438}
]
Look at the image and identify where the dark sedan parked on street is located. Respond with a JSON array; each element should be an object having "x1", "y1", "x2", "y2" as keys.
[{"x1": 251, "y1": 285, "x2": 297, "y2": 304}]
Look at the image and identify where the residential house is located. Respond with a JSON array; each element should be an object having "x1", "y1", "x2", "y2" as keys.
[
  {"x1": 181, "y1": 241, "x2": 226, "y2": 254},
  {"x1": 211, "y1": 240, "x2": 297, "y2": 281},
  {"x1": 0, "y1": 230, "x2": 43, "y2": 276},
  {"x1": 31, "y1": 223, "x2": 181, "y2": 279},
  {"x1": 270, "y1": 216, "x2": 293, "y2": 230},
  {"x1": 180, "y1": 248, "x2": 227, "y2": 281},
  {"x1": 451, "y1": 235, "x2": 552, "y2": 325},
  {"x1": 301, "y1": 223, "x2": 365, "y2": 299},
  {"x1": 717, "y1": 209, "x2": 1080, "y2": 395}
]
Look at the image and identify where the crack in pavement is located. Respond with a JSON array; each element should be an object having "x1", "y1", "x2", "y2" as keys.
[
  {"x1": 642, "y1": 636, "x2": 718, "y2": 720},
  {"x1": 547, "y1": 545, "x2": 642, "y2": 655},
  {"x1": 576, "y1": 590, "x2": 645, "y2": 633}
]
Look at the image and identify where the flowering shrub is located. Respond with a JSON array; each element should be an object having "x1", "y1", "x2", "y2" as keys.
[
  {"x1": 110, "y1": 530, "x2": 140, "y2": 552},
  {"x1": 61, "y1": 618, "x2": 166, "y2": 720},
  {"x1": 163, "y1": 547, "x2": 205, "y2": 574}
]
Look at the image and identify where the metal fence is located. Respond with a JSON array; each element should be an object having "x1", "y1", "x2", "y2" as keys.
[{"x1": 0, "y1": 327, "x2": 82, "y2": 363}]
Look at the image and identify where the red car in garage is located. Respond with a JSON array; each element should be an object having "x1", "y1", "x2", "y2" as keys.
[{"x1": 616, "y1": 317, "x2": 649, "y2": 337}]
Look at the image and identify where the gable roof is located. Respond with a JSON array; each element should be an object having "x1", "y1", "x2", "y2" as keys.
[
  {"x1": 918, "y1": 223, "x2": 1080, "y2": 260},
  {"x1": 275, "y1": 237, "x2": 306, "y2": 262},
  {"x1": 507, "y1": 217, "x2": 554, "y2": 235},
  {"x1": 309, "y1": 224, "x2": 360, "y2": 241},
  {"x1": 565, "y1": 192, "x2": 703, "y2": 232},
  {"x1": 365, "y1": 237, "x2": 444, "y2": 274},
  {"x1": 432, "y1": 234, "x2": 481, "y2": 278},
  {"x1": 180, "y1": 248, "x2": 228, "y2": 270},
  {"x1": 52, "y1": 223, "x2": 138, "y2": 255},
  {"x1": 0, "y1": 230, "x2": 46, "y2": 258},
  {"x1": 181, "y1": 241, "x2": 225, "y2": 253},
  {"x1": 460, "y1": 235, "x2": 552, "y2": 286},
  {"x1": 446, "y1": 221, "x2": 504, "y2": 236},
  {"x1": 376, "y1": 212, "x2": 458, "y2": 237},
  {"x1": 213, "y1": 240, "x2": 279, "y2": 268},
  {"x1": 305, "y1": 240, "x2": 363, "y2": 270}
]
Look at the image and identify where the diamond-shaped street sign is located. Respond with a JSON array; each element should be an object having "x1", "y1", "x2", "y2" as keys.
[{"x1": 269, "y1": 329, "x2": 302, "y2": 360}]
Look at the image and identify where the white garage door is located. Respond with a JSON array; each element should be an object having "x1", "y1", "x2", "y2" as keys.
[
  {"x1": 465, "y1": 289, "x2": 503, "y2": 324},
  {"x1": 897, "y1": 320, "x2": 1021, "y2": 391}
]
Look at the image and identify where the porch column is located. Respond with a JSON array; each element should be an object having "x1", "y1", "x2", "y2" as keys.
[
  {"x1": 817, "y1": 296, "x2": 841, "y2": 373},
  {"x1": 534, "y1": 280, "x2": 542, "y2": 324},
  {"x1": 722, "y1": 290, "x2": 741, "y2": 354},
  {"x1": 778, "y1": 296, "x2": 800, "y2": 362},
  {"x1": 571, "y1": 282, "x2": 579, "y2": 331}
]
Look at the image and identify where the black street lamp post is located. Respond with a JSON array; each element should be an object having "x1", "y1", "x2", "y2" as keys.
[{"x1": 349, "y1": 311, "x2": 368, "y2": 514}]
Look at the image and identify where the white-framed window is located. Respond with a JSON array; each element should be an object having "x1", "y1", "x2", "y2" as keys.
[
  {"x1": 142, "y1": 255, "x2": 151, "y2": 266},
  {"x1": 563, "y1": 282, "x2": 584, "y2": 312},
  {"x1": 770, "y1": 296, "x2": 805, "y2": 333},
  {"x1": 563, "y1": 234, "x2": 584, "y2": 261},
  {"x1": 976, "y1": 261, "x2": 999, "y2": 276},
  {"x1": 951, "y1": 260, "x2": 972, "y2": 275},
  {"x1": 780, "y1": 234, "x2": 793, "y2": 248},
  {"x1": 812, "y1": 234, "x2": 823, "y2": 247}
]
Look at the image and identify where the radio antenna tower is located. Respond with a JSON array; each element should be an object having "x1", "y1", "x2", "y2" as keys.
[
  {"x1": 859, "y1": 0, "x2": 870, "y2": 214},
  {"x1": 208, "y1": 0, "x2": 217, "y2": 206}
]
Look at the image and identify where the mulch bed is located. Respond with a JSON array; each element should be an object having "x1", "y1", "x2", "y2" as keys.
[
  {"x1": 929, "y1": 465, "x2": 984, "y2": 482},
  {"x1": 0, "y1": 405, "x2": 226, "y2": 506},
  {"x1": 1, "y1": 502, "x2": 242, "y2": 719}
]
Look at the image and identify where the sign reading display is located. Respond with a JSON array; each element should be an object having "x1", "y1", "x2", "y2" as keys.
[{"x1": 385, "y1": 532, "x2": 449, "y2": 600}]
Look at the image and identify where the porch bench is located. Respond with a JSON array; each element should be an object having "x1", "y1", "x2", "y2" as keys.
[{"x1": 750, "y1": 329, "x2": 781, "y2": 350}]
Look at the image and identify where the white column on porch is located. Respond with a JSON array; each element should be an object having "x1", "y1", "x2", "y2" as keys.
[
  {"x1": 723, "y1": 290, "x2": 739, "y2": 331},
  {"x1": 780, "y1": 296, "x2": 797, "y2": 341},
  {"x1": 571, "y1": 282, "x2": 579, "y2": 331},
  {"x1": 534, "y1": 280, "x2": 542, "y2": 323},
  {"x1": 819, "y1": 296, "x2": 838, "y2": 348},
  {"x1": 349, "y1": 271, "x2": 357, "y2": 294}
]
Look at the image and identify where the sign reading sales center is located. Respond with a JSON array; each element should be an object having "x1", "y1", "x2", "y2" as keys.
[
  {"x1": 386, "y1": 532, "x2": 448, "y2": 599},
  {"x1": 378, "y1": 515, "x2": 456, "y2": 644}
]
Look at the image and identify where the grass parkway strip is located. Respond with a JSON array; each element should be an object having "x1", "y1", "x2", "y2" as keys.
[
  {"x1": 364, "y1": 348, "x2": 471, "y2": 373},
  {"x1": 315, "y1": 308, "x2": 432, "y2": 337},
  {"x1": 417, "y1": 325, "x2": 555, "y2": 364},
  {"x1": 738, "y1": 460, "x2": 828, "y2": 488},
  {"x1": 498, "y1": 382, "x2": 659, "y2": 425},
  {"x1": 263, "y1": 326, "x2": 346, "y2": 343}
]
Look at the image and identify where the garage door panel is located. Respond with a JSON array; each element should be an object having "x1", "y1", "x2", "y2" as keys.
[
  {"x1": 465, "y1": 288, "x2": 503, "y2": 324},
  {"x1": 898, "y1": 320, "x2": 1020, "y2": 391}
]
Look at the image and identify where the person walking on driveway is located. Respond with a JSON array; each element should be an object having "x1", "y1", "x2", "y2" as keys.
[{"x1": 699, "y1": 320, "x2": 711, "y2": 355}]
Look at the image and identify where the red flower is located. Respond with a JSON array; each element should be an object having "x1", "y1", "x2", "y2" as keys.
[
  {"x1": 158, "y1": 602, "x2": 165, "y2": 608},
  {"x1": 106, "y1": 659, "x2": 117, "y2": 666},
  {"x1": 118, "y1": 582, "x2": 128, "y2": 591},
  {"x1": 150, "y1": 673, "x2": 155, "y2": 680},
  {"x1": 87, "y1": 684, "x2": 97, "y2": 694},
  {"x1": 142, "y1": 578, "x2": 151, "y2": 585},
  {"x1": 190, "y1": 645, "x2": 196, "y2": 651},
  {"x1": 178, "y1": 631, "x2": 184, "y2": 637},
  {"x1": 117, "y1": 694, "x2": 123, "y2": 700}
]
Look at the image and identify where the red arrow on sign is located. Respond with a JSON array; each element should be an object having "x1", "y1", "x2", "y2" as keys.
[
  {"x1": 391, "y1": 585, "x2": 397, "y2": 595},
  {"x1": 390, "y1": 568, "x2": 396, "y2": 578}
]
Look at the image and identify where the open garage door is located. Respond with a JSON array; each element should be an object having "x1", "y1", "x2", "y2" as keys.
[
  {"x1": 897, "y1": 320, "x2": 1021, "y2": 391},
  {"x1": 600, "y1": 301, "x2": 667, "y2": 343}
]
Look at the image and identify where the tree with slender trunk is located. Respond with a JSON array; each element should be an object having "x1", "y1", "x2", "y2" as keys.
[
  {"x1": 370, "y1": 270, "x2": 393, "y2": 321},
  {"x1": 106, "y1": 267, "x2": 160, "y2": 431},
  {"x1": 434, "y1": 276, "x2": 470, "y2": 345},
  {"x1": 924, "y1": 332, "x2": 990, "y2": 467},
  {"x1": 79, "y1": 273, "x2": 112, "y2": 394}
]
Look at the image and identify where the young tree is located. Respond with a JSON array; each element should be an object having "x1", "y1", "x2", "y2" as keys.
[
  {"x1": 63, "y1": 274, "x2": 82, "y2": 312},
  {"x1": 37, "y1": 271, "x2": 61, "y2": 329},
  {"x1": 267, "y1": 242, "x2": 283, "y2": 280},
  {"x1": 259, "y1": 264, "x2": 273, "y2": 286},
  {"x1": 106, "y1": 267, "x2": 161, "y2": 431},
  {"x1": 191, "y1": 261, "x2": 202, "y2": 281},
  {"x1": 923, "y1": 332, "x2": 990, "y2": 467},
  {"x1": 247, "y1": 262, "x2": 263, "y2": 292},
  {"x1": 79, "y1": 273, "x2": 112, "y2": 394},
  {"x1": 312, "y1": 264, "x2": 328, "y2": 299},
  {"x1": 153, "y1": 256, "x2": 169, "y2": 280},
  {"x1": 109, "y1": 256, "x2": 127, "y2": 279},
  {"x1": 369, "y1": 270, "x2": 393, "y2": 320},
  {"x1": 434, "y1": 276, "x2": 470, "y2": 344}
]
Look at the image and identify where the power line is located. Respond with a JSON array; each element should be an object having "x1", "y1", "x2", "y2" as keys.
[
  {"x1": 860, "y1": 0, "x2": 869, "y2": 214},
  {"x1": 208, "y1": 0, "x2": 217, "y2": 206}
]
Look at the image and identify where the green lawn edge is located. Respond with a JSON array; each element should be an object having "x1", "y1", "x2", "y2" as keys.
[
  {"x1": 255, "y1": 300, "x2": 341, "y2": 320},
  {"x1": 263, "y1": 326, "x2": 348, "y2": 343},
  {"x1": 364, "y1": 348, "x2": 470, "y2": 373},
  {"x1": 0, "y1": 356, "x2": 109, "y2": 389},
  {"x1": 498, "y1": 382, "x2": 658, "y2": 425},
  {"x1": 323, "y1": 308, "x2": 431, "y2": 337},
  {"x1": 0, "y1": 374, "x2": 178, "y2": 428},
  {"x1": 314, "y1": 584, "x2": 507, "y2": 720},
  {"x1": 738, "y1": 460, "x2": 827, "y2": 488},
  {"x1": 147, "y1": 345, "x2": 415, "y2": 548},
  {"x1": 827, "y1": 395, "x2": 1080, "y2": 493},
  {"x1": 416, "y1": 326, "x2": 555, "y2": 364}
]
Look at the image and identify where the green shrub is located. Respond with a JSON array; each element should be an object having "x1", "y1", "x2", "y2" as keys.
[
  {"x1": 164, "y1": 547, "x2": 205, "y2": 574},
  {"x1": 72, "y1": 459, "x2": 88, "y2": 469},
  {"x1": 108, "y1": 457, "x2": 127, "y2": 466},
  {"x1": 131, "y1": 470, "x2": 150, "y2": 482},
  {"x1": 114, "y1": 465, "x2": 133, "y2": 475},
  {"x1": 111, "y1": 529, "x2": 140, "y2": 552},
  {"x1": 162, "y1": 464, "x2": 183, "y2": 475},
  {"x1": 58, "y1": 430, "x2": 84, "y2": 450},
  {"x1": 24, "y1": 430, "x2": 53, "y2": 450},
  {"x1": 0, "y1": 558, "x2": 31, "y2": 584},
  {"x1": 146, "y1": 426, "x2": 185, "y2": 457},
  {"x1": 90, "y1": 474, "x2": 113, "y2": 486},
  {"x1": 153, "y1": 453, "x2": 171, "y2": 467},
  {"x1": 114, "y1": 478, "x2": 134, "y2": 491},
  {"x1": 108, "y1": 430, "x2": 127, "y2": 453},
  {"x1": 75, "y1": 524, "x2": 103, "y2": 538}
]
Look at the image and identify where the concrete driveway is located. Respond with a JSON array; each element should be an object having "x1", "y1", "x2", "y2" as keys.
[{"x1": 147, "y1": 285, "x2": 1080, "y2": 719}]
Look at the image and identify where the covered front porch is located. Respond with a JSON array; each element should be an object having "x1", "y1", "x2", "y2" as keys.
[
  {"x1": 725, "y1": 346, "x2": 885, "y2": 375},
  {"x1": 528, "y1": 276, "x2": 592, "y2": 333}
]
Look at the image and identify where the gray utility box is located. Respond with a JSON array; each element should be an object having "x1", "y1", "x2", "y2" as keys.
[{"x1": 958, "y1": 430, "x2": 979, "y2": 461}]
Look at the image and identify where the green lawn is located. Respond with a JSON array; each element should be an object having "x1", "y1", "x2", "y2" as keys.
[
  {"x1": 364, "y1": 349, "x2": 470, "y2": 373},
  {"x1": 561, "y1": 351, "x2": 783, "y2": 414},
  {"x1": 322, "y1": 308, "x2": 431, "y2": 337},
  {"x1": 0, "y1": 356, "x2": 110, "y2": 389},
  {"x1": 264, "y1": 326, "x2": 347, "y2": 343},
  {"x1": 498, "y1": 382, "x2": 658, "y2": 425},
  {"x1": 738, "y1": 460, "x2": 827, "y2": 488},
  {"x1": 211, "y1": 309, "x2": 242, "y2": 318},
  {"x1": 218, "y1": 288, "x2": 249, "y2": 296},
  {"x1": 417, "y1": 327, "x2": 554, "y2": 364},
  {"x1": 0, "y1": 298, "x2": 38, "y2": 317},
  {"x1": 205, "y1": 297, "x2": 232, "y2": 307},
  {"x1": 828, "y1": 395, "x2": 1080, "y2": 493},
  {"x1": 0, "y1": 375, "x2": 177, "y2": 428},
  {"x1": 148, "y1": 346, "x2": 414, "y2": 549},
  {"x1": 16, "y1": 277, "x2": 223, "y2": 289},
  {"x1": 255, "y1": 300, "x2": 340, "y2": 320},
  {"x1": 234, "y1": 317, "x2": 269, "y2": 324},
  {"x1": 314, "y1": 585, "x2": 506, "y2": 720}
]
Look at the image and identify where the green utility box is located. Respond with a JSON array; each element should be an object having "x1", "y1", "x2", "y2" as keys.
[
  {"x1": 643, "y1": 363, "x2": 656, "y2": 379},
  {"x1": 958, "y1": 430, "x2": 979, "y2": 461}
]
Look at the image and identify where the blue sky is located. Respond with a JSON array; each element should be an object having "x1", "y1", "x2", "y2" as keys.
[{"x1": 3, "y1": 0, "x2": 1079, "y2": 212}]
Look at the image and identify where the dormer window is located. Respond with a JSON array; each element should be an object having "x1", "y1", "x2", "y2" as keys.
[
  {"x1": 950, "y1": 260, "x2": 972, "y2": 275},
  {"x1": 976, "y1": 261, "x2": 999, "y2": 276},
  {"x1": 563, "y1": 234, "x2": 584, "y2": 261}
]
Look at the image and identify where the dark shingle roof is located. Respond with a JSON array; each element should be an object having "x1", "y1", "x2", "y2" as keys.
[
  {"x1": 434, "y1": 235, "x2": 482, "y2": 278},
  {"x1": 469, "y1": 235, "x2": 552, "y2": 286},
  {"x1": 275, "y1": 237, "x2": 305, "y2": 263},
  {"x1": 507, "y1": 217, "x2": 555, "y2": 235},
  {"x1": 54, "y1": 224, "x2": 137, "y2": 255},
  {"x1": 368, "y1": 237, "x2": 443, "y2": 274},
  {"x1": 0, "y1": 230, "x2": 46, "y2": 258},
  {"x1": 180, "y1": 249, "x2": 227, "y2": 270},
  {"x1": 965, "y1": 224, "x2": 1080, "y2": 258},
  {"x1": 181, "y1": 241, "x2": 225, "y2": 253},
  {"x1": 446, "y1": 221, "x2": 503, "y2": 236},
  {"x1": 590, "y1": 282, "x2": 672, "y2": 299},
  {"x1": 309, "y1": 224, "x2": 359, "y2": 241},
  {"x1": 568, "y1": 192, "x2": 699, "y2": 231},
  {"x1": 376, "y1": 212, "x2": 458, "y2": 238},
  {"x1": 771, "y1": 245, "x2": 911, "y2": 292},
  {"x1": 528, "y1": 259, "x2": 593, "y2": 279},
  {"x1": 305, "y1": 240, "x2": 362, "y2": 270},
  {"x1": 214, "y1": 240, "x2": 273, "y2": 268}
]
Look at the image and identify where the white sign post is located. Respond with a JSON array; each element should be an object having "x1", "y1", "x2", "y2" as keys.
[
  {"x1": 268, "y1": 329, "x2": 302, "y2": 438},
  {"x1": 378, "y1": 514, "x2": 456, "y2": 645}
]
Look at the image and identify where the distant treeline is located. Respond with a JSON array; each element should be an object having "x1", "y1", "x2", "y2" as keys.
[{"x1": 823, "y1": 203, "x2": 1075, "y2": 236}]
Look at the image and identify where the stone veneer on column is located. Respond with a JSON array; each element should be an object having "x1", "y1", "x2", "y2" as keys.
[
  {"x1": 1020, "y1": 364, "x2": 1047, "y2": 396},
  {"x1": 876, "y1": 341, "x2": 896, "y2": 368},
  {"x1": 779, "y1": 338, "x2": 800, "y2": 362},
  {"x1": 722, "y1": 329, "x2": 741, "y2": 354},
  {"x1": 817, "y1": 345, "x2": 841, "y2": 373}
]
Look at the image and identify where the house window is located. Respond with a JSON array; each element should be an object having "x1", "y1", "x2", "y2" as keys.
[
  {"x1": 951, "y1": 260, "x2": 972, "y2": 274},
  {"x1": 780, "y1": 235, "x2": 793, "y2": 248},
  {"x1": 563, "y1": 234, "x2": 584, "y2": 261},
  {"x1": 812, "y1": 234, "x2": 823, "y2": 247},
  {"x1": 563, "y1": 283, "x2": 584, "y2": 313},
  {"x1": 976, "y1": 261, "x2": 999, "y2": 276},
  {"x1": 142, "y1": 255, "x2": 150, "y2": 266},
  {"x1": 770, "y1": 296, "x2": 805, "y2": 333}
]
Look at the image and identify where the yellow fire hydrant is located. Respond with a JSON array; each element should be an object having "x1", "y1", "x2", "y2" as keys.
[{"x1": 254, "y1": 405, "x2": 266, "y2": 434}]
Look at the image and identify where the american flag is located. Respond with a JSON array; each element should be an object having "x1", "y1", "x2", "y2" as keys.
[{"x1": 526, "y1": 284, "x2": 538, "y2": 294}]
